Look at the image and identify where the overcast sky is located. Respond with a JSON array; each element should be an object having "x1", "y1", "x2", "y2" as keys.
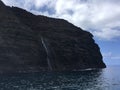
[{"x1": 2, "y1": 0, "x2": 120, "y2": 65}]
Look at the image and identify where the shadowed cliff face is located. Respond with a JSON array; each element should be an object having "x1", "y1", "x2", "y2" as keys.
[{"x1": 0, "y1": 1, "x2": 106, "y2": 73}]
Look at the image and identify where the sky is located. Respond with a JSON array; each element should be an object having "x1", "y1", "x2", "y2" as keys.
[{"x1": 1, "y1": 0, "x2": 120, "y2": 66}]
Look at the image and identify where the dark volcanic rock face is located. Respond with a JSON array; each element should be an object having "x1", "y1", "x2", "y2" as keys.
[{"x1": 0, "y1": 1, "x2": 106, "y2": 73}]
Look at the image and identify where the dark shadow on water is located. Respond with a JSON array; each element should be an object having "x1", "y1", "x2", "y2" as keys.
[{"x1": 0, "y1": 69, "x2": 106, "y2": 90}]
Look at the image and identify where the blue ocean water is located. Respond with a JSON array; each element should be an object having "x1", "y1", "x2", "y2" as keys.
[{"x1": 0, "y1": 66, "x2": 120, "y2": 90}]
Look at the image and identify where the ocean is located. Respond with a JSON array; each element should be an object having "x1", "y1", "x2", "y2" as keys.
[{"x1": 0, "y1": 66, "x2": 120, "y2": 90}]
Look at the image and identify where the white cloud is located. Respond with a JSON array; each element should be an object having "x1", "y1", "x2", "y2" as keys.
[
  {"x1": 103, "y1": 52, "x2": 120, "y2": 60},
  {"x1": 93, "y1": 28, "x2": 120, "y2": 40},
  {"x1": 102, "y1": 51, "x2": 120, "y2": 65},
  {"x1": 2, "y1": 0, "x2": 24, "y2": 7},
  {"x1": 103, "y1": 52, "x2": 112, "y2": 58},
  {"x1": 1, "y1": 0, "x2": 120, "y2": 40}
]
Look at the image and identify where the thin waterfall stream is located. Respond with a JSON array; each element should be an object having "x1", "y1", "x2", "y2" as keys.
[{"x1": 41, "y1": 37, "x2": 53, "y2": 71}]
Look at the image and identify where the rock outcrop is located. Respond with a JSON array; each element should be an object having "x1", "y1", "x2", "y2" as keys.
[{"x1": 0, "y1": 1, "x2": 106, "y2": 73}]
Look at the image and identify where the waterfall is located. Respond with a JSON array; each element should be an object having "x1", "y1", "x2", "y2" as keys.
[{"x1": 41, "y1": 37, "x2": 53, "y2": 71}]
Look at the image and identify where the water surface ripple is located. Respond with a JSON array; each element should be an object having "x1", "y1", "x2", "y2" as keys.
[{"x1": 0, "y1": 66, "x2": 120, "y2": 90}]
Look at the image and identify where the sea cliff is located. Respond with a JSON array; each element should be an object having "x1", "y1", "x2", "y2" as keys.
[{"x1": 0, "y1": 1, "x2": 106, "y2": 73}]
